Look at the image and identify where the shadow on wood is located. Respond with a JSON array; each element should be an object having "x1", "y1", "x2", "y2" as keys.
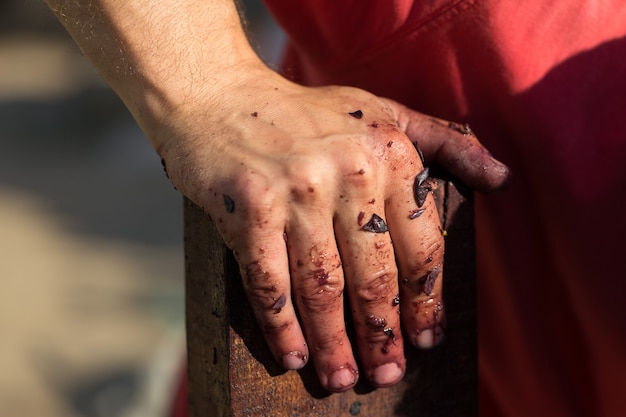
[{"x1": 184, "y1": 180, "x2": 476, "y2": 417}]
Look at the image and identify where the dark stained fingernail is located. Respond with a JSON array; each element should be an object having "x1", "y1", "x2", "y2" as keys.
[
  {"x1": 282, "y1": 351, "x2": 307, "y2": 370},
  {"x1": 327, "y1": 367, "x2": 358, "y2": 392},
  {"x1": 370, "y1": 363, "x2": 403, "y2": 387}
]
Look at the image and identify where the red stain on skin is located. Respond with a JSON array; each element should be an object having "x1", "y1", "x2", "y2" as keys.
[
  {"x1": 272, "y1": 293, "x2": 286, "y2": 313},
  {"x1": 366, "y1": 314, "x2": 387, "y2": 329},
  {"x1": 313, "y1": 268, "x2": 329, "y2": 285},
  {"x1": 244, "y1": 260, "x2": 269, "y2": 284},
  {"x1": 260, "y1": 321, "x2": 290, "y2": 336},
  {"x1": 357, "y1": 211, "x2": 366, "y2": 226},
  {"x1": 309, "y1": 244, "x2": 333, "y2": 268}
]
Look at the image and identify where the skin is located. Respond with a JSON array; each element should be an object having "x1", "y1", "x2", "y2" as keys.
[{"x1": 44, "y1": 0, "x2": 510, "y2": 392}]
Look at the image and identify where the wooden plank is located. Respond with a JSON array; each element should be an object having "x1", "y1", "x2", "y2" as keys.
[{"x1": 185, "y1": 179, "x2": 476, "y2": 416}]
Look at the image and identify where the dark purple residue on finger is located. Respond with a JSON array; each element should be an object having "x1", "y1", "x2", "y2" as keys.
[
  {"x1": 383, "y1": 327, "x2": 396, "y2": 344},
  {"x1": 413, "y1": 168, "x2": 431, "y2": 208},
  {"x1": 409, "y1": 208, "x2": 426, "y2": 219},
  {"x1": 349, "y1": 110, "x2": 364, "y2": 119},
  {"x1": 416, "y1": 167, "x2": 429, "y2": 186},
  {"x1": 272, "y1": 293, "x2": 286, "y2": 313},
  {"x1": 420, "y1": 265, "x2": 441, "y2": 296},
  {"x1": 392, "y1": 294, "x2": 400, "y2": 306},
  {"x1": 362, "y1": 214, "x2": 389, "y2": 233},
  {"x1": 223, "y1": 194, "x2": 235, "y2": 213},
  {"x1": 357, "y1": 211, "x2": 366, "y2": 226},
  {"x1": 313, "y1": 268, "x2": 329, "y2": 285}
]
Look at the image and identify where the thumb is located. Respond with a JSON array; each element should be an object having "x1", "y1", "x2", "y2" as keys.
[{"x1": 383, "y1": 98, "x2": 511, "y2": 193}]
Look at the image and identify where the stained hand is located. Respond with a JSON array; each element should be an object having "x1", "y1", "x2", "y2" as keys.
[{"x1": 157, "y1": 74, "x2": 509, "y2": 392}]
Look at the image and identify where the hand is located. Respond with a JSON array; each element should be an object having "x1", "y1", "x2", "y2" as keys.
[
  {"x1": 157, "y1": 71, "x2": 509, "y2": 392},
  {"x1": 42, "y1": 0, "x2": 507, "y2": 393}
]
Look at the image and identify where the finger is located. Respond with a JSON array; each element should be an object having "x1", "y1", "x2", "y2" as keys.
[
  {"x1": 384, "y1": 99, "x2": 511, "y2": 192},
  {"x1": 211, "y1": 188, "x2": 310, "y2": 371},
  {"x1": 334, "y1": 200, "x2": 407, "y2": 388},
  {"x1": 286, "y1": 208, "x2": 359, "y2": 393},
  {"x1": 384, "y1": 141, "x2": 447, "y2": 349}
]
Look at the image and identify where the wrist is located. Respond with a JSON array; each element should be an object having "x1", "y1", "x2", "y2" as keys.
[
  {"x1": 90, "y1": 1, "x2": 269, "y2": 147},
  {"x1": 45, "y1": 0, "x2": 273, "y2": 149},
  {"x1": 141, "y1": 59, "x2": 297, "y2": 156}
]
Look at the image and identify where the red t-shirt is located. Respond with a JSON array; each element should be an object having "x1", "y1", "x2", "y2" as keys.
[
  {"x1": 265, "y1": 1, "x2": 626, "y2": 416},
  {"x1": 173, "y1": 2, "x2": 626, "y2": 416}
]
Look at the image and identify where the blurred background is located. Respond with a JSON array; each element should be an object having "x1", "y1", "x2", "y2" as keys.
[{"x1": 0, "y1": 1, "x2": 283, "y2": 416}]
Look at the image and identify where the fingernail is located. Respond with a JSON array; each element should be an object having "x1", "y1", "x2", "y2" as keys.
[
  {"x1": 370, "y1": 362, "x2": 403, "y2": 387},
  {"x1": 414, "y1": 325, "x2": 445, "y2": 348},
  {"x1": 281, "y1": 351, "x2": 307, "y2": 370},
  {"x1": 328, "y1": 367, "x2": 358, "y2": 392}
]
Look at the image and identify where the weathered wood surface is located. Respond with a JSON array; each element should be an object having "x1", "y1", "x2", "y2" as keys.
[{"x1": 185, "y1": 179, "x2": 476, "y2": 417}]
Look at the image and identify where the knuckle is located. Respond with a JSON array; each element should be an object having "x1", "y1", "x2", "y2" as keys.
[
  {"x1": 338, "y1": 153, "x2": 380, "y2": 194},
  {"x1": 404, "y1": 237, "x2": 444, "y2": 275},
  {"x1": 294, "y1": 248, "x2": 345, "y2": 314},
  {"x1": 298, "y1": 281, "x2": 344, "y2": 314},
  {"x1": 287, "y1": 160, "x2": 334, "y2": 204},
  {"x1": 242, "y1": 260, "x2": 288, "y2": 311},
  {"x1": 242, "y1": 260, "x2": 272, "y2": 286},
  {"x1": 237, "y1": 182, "x2": 282, "y2": 215},
  {"x1": 258, "y1": 318, "x2": 294, "y2": 337},
  {"x1": 247, "y1": 283, "x2": 284, "y2": 310},
  {"x1": 361, "y1": 315, "x2": 401, "y2": 353},
  {"x1": 400, "y1": 233, "x2": 445, "y2": 296},
  {"x1": 381, "y1": 132, "x2": 422, "y2": 169},
  {"x1": 363, "y1": 329, "x2": 393, "y2": 345},
  {"x1": 311, "y1": 332, "x2": 344, "y2": 353},
  {"x1": 386, "y1": 135, "x2": 415, "y2": 157},
  {"x1": 355, "y1": 270, "x2": 397, "y2": 305}
]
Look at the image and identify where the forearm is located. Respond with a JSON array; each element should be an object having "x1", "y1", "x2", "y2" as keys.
[{"x1": 44, "y1": 0, "x2": 266, "y2": 147}]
